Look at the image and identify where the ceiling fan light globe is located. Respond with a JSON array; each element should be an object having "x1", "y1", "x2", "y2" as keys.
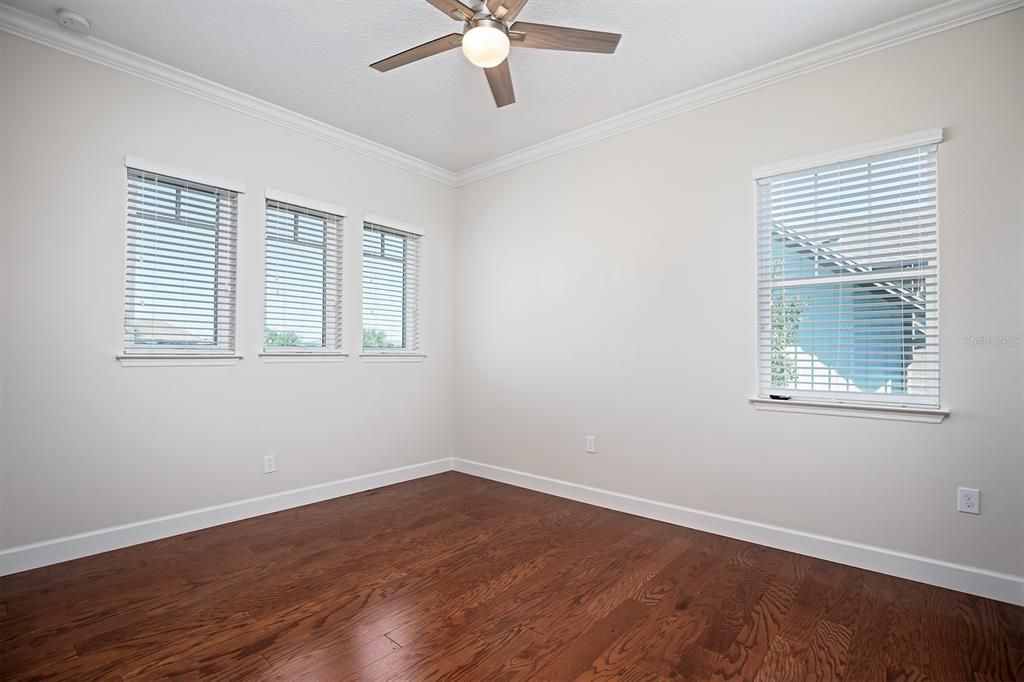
[{"x1": 462, "y1": 25, "x2": 510, "y2": 68}]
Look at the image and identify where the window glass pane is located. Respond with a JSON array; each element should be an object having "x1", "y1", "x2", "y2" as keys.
[
  {"x1": 767, "y1": 279, "x2": 936, "y2": 396},
  {"x1": 264, "y1": 200, "x2": 342, "y2": 350},
  {"x1": 362, "y1": 224, "x2": 419, "y2": 351},
  {"x1": 757, "y1": 144, "x2": 938, "y2": 405},
  {"x1": 124, "y1": 169, "x2": 237, "y2": 354}
]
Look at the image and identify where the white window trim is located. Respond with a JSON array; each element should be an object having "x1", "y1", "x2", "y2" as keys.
[
  {"x1": 359, "y1": 352, "x2": 427, "y2": 363},
  {"x1": 263, "y1": 192, "x2": 347, "y2": 356},
  {"x1": 752, "y1": 129, "x2": 947, "y2": 420},
  {"x1": 117, "y1": 355, "x2": 242, "y2": 367},
  {"x1": 751, "y1": 128, "x2": 943, "y2": 180},
  {"x1": 363, "y1": 212, "x2": 427, "y2": 236},
  {"x1": 123, "y1": 155, "x2": 246, "y2": 194},
  {"x1": 361, "y1": 216, "x2": 425, "y2": 355},
  {"x1": 120, "y1": 158, "x2": 242, "y2": 365},
  {"x1": 265, "y1": 188, "x2": 347, "y2": 219},
  {"x1": 749, "y1": 397, "x2": 948, "y2": 424}
]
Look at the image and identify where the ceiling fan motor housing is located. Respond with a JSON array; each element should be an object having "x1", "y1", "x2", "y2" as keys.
[{"x1": 466, "y1": 17, "x2": 508, "y2": 34}]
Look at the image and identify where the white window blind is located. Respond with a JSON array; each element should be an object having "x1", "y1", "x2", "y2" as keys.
[
  {"x1": 362, "y1": 223, "x2": 421, "y2": 351},
  {"x1": 756, "y1": 143, "x2": 939, "y2": 407},
  {"x1": 124, "y1": 168, "x2": 238, "y2": 354},
  {"x1": 264, "y1": 199, "x2": 343, "y2": 351}
]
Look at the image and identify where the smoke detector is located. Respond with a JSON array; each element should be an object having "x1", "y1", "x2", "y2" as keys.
[{"x1": 56, "y1": 9, "x2": 91, "y2": 34}]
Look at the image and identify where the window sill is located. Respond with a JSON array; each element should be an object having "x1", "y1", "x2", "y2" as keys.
[
  {"x1": 748, "y1": 397, "x2": 948, "y2": 423},
  {"x1": 259, "y1": 352, "x2": 349, "y2": 363},
  {"x1": 117, "y1": 354, "x2": 242, "y2": 367},
  {"x1": 360, "y1": 352, "x2": 426, "y2": 363}
]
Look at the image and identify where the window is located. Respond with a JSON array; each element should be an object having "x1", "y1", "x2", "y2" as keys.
[
  {"x1": 264, "y1": 198, "x2": 343, "y2": 351},
  {"x1": 362, "y1": 222, "x2": 421, "y2": 352},
  {"x1": 756, "y1": 139, "x2": 939, "y2": 407},
  {"x1": 123, "y1": 167, "x2": 238, "y2": 355}
]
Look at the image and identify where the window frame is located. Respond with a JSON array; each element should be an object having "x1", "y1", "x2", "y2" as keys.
[
  {"x1": 260, "y1": 189, "x2": 347, "y2": 359},
  {"x1": 360, "y1": 214, "x2": 426, "y2": 361},
  {"x1": 750, "y1": 129, "x2": 948, "y2": 422},
  {"x1": 118, "y1": 156, "x2": 244, "y2": 366}
]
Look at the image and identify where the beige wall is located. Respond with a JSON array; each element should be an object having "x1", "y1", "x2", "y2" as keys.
[
  {"x1": 0, "y1": 34, "x2": 456, "y2": 548},
  {"x1": 2, "y1": 11, "x2": 1022, "y2": 580},
  {"x1": 454, "y1": 11, "x2": 1024, "y2": 576}
]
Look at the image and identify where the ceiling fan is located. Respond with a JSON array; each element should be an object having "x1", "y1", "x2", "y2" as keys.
[{"x1": 370, "y1": 0, "x2": 622, "y2": 108}]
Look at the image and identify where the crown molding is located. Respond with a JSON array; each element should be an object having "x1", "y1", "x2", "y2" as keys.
[
  {"x1": 1, "y1": 0, "x2": 1020, "y2": 189},
  {"x1": 0, "y1": 4, "x2": 458, "y2": 187},
  {"x1": 453, "y1": 0, "x2": 1024, "y2": 186}
]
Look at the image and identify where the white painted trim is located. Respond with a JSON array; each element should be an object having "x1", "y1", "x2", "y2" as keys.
[
  {"x1": 360, "y1": 352, "x2": 427, "y2": 363},
  {"x1": 265, "y1": 188, "x2": 347, "y2": 218},
  {"x1": 124, "y1": 154, "x2": 246, "y2": 193},
  {"x1": 749, "y1": 397, "x2": 949, "y2": 423},
  {"x1": 453, "y1": 1, "x2": 1022, "y2": 186},
  {"x1": 452, "y1": 458, "x2": 1024, "y2": 606},
  {"x1": 5, "y1": 456, "x2": 1019, "y2": 606},
  {"x1": 116, "y1": 354, "x2": 242, "y2": 367},
  {"x1": 363, "y1": 213, "x2": 427, "y2": 237},
  {"x1": 1, "y1": 2, "x2": 1017, "y2": 185},
  {"x1": 0, "y1": 5, "x2": 456, "y2": 186},
  {"x1": 752, "y1": 128, "x2": 944, "y2": 180},
  {"x1": 0, "y1": 458, "x2": 453, "y2": 576}
]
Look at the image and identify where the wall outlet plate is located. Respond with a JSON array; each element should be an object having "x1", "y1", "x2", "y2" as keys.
[
  {"x1": 585, "y1": 436, "x2": 596, "y2": 454},
  {"x1": 957, "y1": 486, "x2": 979, "y2": 514},
  {"x1": 264, "y1": 454, "x2": 276, "y2": 474}
]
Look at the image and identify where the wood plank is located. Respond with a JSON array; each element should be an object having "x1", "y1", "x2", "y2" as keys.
[{"x1": 706, "y1": 553, "x2": 805, "y2": 681}]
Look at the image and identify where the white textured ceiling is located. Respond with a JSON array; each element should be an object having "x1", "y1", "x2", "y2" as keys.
[{"x1": 4, "y1": 0, "x2": 943, "y2": 171}]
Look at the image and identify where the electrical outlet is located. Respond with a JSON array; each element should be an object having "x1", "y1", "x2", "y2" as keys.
[
  {"x1": 263, "y1": 454, "x2": 276, "y2": 474},
  {"x1": 585, "y1": 436, "x2": 596, "y2": 454},
  {"x1": 957, "y1": 487, "x2": 979, "y2": 514}
]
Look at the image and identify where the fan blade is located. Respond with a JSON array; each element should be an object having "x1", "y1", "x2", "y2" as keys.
[
  {"x1": 485, "y1": 0, "x2": 529, "y2": 23},
  {"x1": 370, "y1": 33, "x2": 462, "y2": 72},
  {"x1": 484, "y1": 60, "x2": 515, "y2": 108},
  {"x1": 425, "y1": 0, "x2": 475, "y2": 21},
  {"x1": 510, "y1": 22, "x2": 621, "y2": 53}
]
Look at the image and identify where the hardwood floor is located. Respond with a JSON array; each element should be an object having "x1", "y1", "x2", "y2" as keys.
[{"x1": 1, "y1": 471, "x2": 1021, "y2": 680}]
